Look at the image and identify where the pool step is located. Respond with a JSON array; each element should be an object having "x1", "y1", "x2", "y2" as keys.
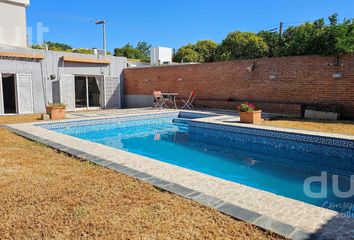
[{"x1": 172, "y1": 117, "x2": 190, "y2": 125}]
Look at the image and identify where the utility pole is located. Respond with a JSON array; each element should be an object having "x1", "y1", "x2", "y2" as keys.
[
  {"x1": 279, "y1": 21, "x2": 283, "y2": 37},
  {"x1": 95, "y1": 20, "x2": 107, "y2": 55}
]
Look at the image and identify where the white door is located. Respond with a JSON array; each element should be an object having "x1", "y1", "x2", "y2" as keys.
[
  {"x1": 0, "y1": 73, "x2": 3, "y2": 115},
  {"x1": 59, "y1": 74, "x2": 75, "y2": 111},
  {"x1": 16, "y1": 74, "x2": 34, "y2": 114},
  {"x1": 104, "y1": 76, "x2": 120, "y2": 108}
]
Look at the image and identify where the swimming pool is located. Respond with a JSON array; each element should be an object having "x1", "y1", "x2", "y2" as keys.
[{"x1": 43, "y1": 113, "x2": 354, "y2": 213}]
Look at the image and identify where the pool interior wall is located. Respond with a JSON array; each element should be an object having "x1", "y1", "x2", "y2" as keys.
[{"x1": 39, "y1": 112, "x2": 354, "y2": 214}]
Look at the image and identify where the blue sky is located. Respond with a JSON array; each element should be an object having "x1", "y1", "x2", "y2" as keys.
[{"x1": 27, "y1": 0, "x2": 353, "y2": 51}]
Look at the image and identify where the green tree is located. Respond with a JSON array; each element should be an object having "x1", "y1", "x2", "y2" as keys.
[
  {"x1": 136, "y1": 41, "x2": 151, "y2": 61},
  {"x1": 72, "y1": 48, "x2": 94, "y2": 54},
  {"x1": 173, "y1": 40, "x2": 218, "y2": 63},
  {"x1": 215, "y1": 31, "x2": 268, "y2": 60},
  {"x1": 193, "y1": 40, "x2": 218, "y2": 62},
  {"x1": 114, "y1": 42, "x2": 151, "y2": 61},
  {"x1": 326, "y1": 16, "x2": 354, "y2": 55},
  {"x1": 114, "y1": 43, "x2": 139, "y2": 59},
  {"x1": 281, "y1": 14, "x2": 354, "y2": 56},
  {"x1": 173, "y1": 45, "x2": 200, "y2": 62},
  {"x1": 257, "y1": 31, "x2": 282, "y2": 57},
  {"x1": 281, "y1": 19, "x2": 328, "y2": 56},
  {"x1": 32, "y1": 41, "x2": 73, "y2": 52}
]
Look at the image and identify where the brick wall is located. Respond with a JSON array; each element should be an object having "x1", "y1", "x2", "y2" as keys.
[{"x1": 124, "y1": 53, "x2": 354, "y2": 118}]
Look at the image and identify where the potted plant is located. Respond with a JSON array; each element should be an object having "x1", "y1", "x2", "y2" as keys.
[
  {"x1": 237, "y1": 102, "x2": 262, "y2": 124},
  {"x1": 46, "y1": 103, "x2": 66, "y2": 120}
]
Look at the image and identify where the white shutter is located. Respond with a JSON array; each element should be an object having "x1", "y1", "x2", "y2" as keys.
[
  {"x1": 0, "y1": 73, "x2": 3, "y2": 115},
  {"x1": 16, "y1": 74, "x2": 34, "y2": 114},
  {"x1": 104, "y1": 76, "x2": 120, "y2": 108},
  {"x1": 59, "y1": 74, "x2": 75, "y2": 111}
]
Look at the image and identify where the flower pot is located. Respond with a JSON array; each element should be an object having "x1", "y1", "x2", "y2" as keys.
[
  {"x1": 46, "y1": 106, "x2": 66, "y2": 120},
  {"x1": 240, "y1": 110, "x2": 262, "y2": 124}
]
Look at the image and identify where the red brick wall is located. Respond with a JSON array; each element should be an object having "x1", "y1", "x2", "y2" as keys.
[{"x1": 124, "y1": 53, "x2": 354, "y2": 118}]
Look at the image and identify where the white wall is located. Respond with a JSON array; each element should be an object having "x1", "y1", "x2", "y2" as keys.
[
  {"x1": 150, "y1": 47, "x2": 173, "y2": 65},
  {"x1": 0, "y1": 0, "x2": 29, "y2": 47}
]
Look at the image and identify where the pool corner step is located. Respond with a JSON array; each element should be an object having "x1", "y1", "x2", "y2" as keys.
[{"x1": 172, "y1": 117, "x2": 190, "y2": 125}]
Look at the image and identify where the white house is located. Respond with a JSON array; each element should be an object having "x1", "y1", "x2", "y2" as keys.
[
  {"x1": 0, "y1": 0, "x2": 29, "y2": 47},
  {"x1": 150, "y1": 47, "x2": 173, "y2": 65},
  {"x1": 0, "y1": 0, "x2": 127, "y2": 115}
]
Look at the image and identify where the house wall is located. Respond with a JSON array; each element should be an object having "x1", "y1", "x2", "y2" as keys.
[
  {"x1": 0, "y1": 0, "x2": 29, "y2": 47},
  {"x1": 124, "y1": 53, "x2": 354, "y2": 118},
  {"x1": 0, "y1": 45, "x2": 127, "y2": 114}
]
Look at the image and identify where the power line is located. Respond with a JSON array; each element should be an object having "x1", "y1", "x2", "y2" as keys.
[{"x1": 29, "y1": 10, "x2": 120, "y2": 27}]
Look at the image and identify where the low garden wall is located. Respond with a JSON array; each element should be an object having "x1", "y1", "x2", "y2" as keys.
[{"x1": 124, "y1": 53, "x2": 354, "y2": 118}]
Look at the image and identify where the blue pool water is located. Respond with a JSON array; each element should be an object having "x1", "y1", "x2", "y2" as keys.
[{"x1": 50, "y1": 116, "x2": 354, "y2": 213}]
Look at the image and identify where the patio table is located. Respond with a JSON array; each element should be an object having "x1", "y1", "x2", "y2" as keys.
[{"x1": 162, "y1": 93, "x2": 179, "y2": 109}]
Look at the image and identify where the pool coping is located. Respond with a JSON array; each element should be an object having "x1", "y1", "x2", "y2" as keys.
[{"x1": 4, "y1": 110, "x2": 354, "y2": 240}]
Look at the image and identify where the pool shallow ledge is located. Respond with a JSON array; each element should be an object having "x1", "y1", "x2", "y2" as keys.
[{"x1": 5, "y1": 110, "x2": 354, "y2": 240}]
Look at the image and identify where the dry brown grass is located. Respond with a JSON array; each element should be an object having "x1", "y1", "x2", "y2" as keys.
[
  {"x1": 0, "y1": 115, "x2": 283, "y2": 239},
  {"x1": 0, "y1": 114, "x2": 42, "y2": 125},
  {"x1": 263, "y1": 118, "x2": 354, "y2": 135}
]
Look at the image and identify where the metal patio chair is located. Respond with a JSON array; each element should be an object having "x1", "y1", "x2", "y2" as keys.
[
  {"x1": 153, "y1": 91, "x2": 168, "y2": 108},
  {"x1": 181, "y1": 91, "x2": 197, "y2": 109}
]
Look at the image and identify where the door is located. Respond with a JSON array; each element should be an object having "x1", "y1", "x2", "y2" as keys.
[
  {"x1": 104, "y1": 76, "x2": 120, "y2": 108},
  {"x1": 16, "y1": 74, "x2": 34, "y2": 114},
  {"x1": 0, "y1": 73, "x2": 3, "y2": 115},
  {"x1": 74, "y1": 76, "x2": 103, "y2": 109},
  {"x1": 59, "y1": 74, "x2": 75, "y2": 111},
  {"x1": 74, "y1": 76, "x2": 87, "y2": 108}
]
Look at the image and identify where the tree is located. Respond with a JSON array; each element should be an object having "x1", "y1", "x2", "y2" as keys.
[
  {"x1": 281, "y1": 19, "x2": 328, "y2": 56},
  {"x1": 173, "y1": 40, "x2": 218, "y2": 63},
  {"x1": 281, "y1": 14, "x2": 354, "y2": 56},
  {"x1": 326, "y1": 17, "x2": 354, "y2": 55},
  {"x1": 114, "y1": 43, "x2": 139, "y2": 59},
  {"x1": 193, "y1": 40, "x2": 218, "y2": 62},
  {"x1": 136, "y1": 41, "x2": 151, "y2": 61},
  {"x1": 114, "y1": 42, "x2": 151, "y2": 61},
  {"x1": 32, "y1": 41, "x2": 73, "y2": 52},
  {"x1": 215, "y1": 31, "x2": 268, "y2": 60},
  {"x1": 72, "y1": 48, "x2": 94, "y2": 54},
  {"x1": 173, "y1": 45, "x2": 200, "y2": 63},
  {"x1": 257, "y1": 31, "x2": 282, "y2": 57}
]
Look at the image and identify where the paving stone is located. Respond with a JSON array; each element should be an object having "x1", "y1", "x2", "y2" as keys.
[
  {"x1": 190, "y1": 194, "x2": 222, "y2": 208},
  {"x1": 120, "y1": 167, "x2": 139, "y2": 176},
  {"x1": 254, "y1": 216, "x2": 295, "y2": 237},
  {"x1": 90, "y1": 158, "x2": 111, "y2": 166},
  {"x1": 217, "y1": 203, "x2": 262, "y2": 223},
  {"x1": 186, "y1": 191, "x2": 202, "y2": 198},
  {"x1": 132, "y1": 172, "x2": 152, "y2": 180},
  {"x1": 145, "y1": 177, "x2": 172, "y2": 188},
  {"x1": 63, "y1": 148, "x2": 87, "y2": 157},
  {"x1": 78, "y1": 154, "x2": 100, "y2": 162},
  {"x1": 162, "y1": 183, "x2": 196, "y2": 197},
  {"x1": 105, "y1": 162, "x2": 128, "y2": 171}
]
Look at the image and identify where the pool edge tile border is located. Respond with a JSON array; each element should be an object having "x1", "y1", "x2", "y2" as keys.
[{"x1": 4, "y1": 125, "x2": 314, "y2": 240}]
